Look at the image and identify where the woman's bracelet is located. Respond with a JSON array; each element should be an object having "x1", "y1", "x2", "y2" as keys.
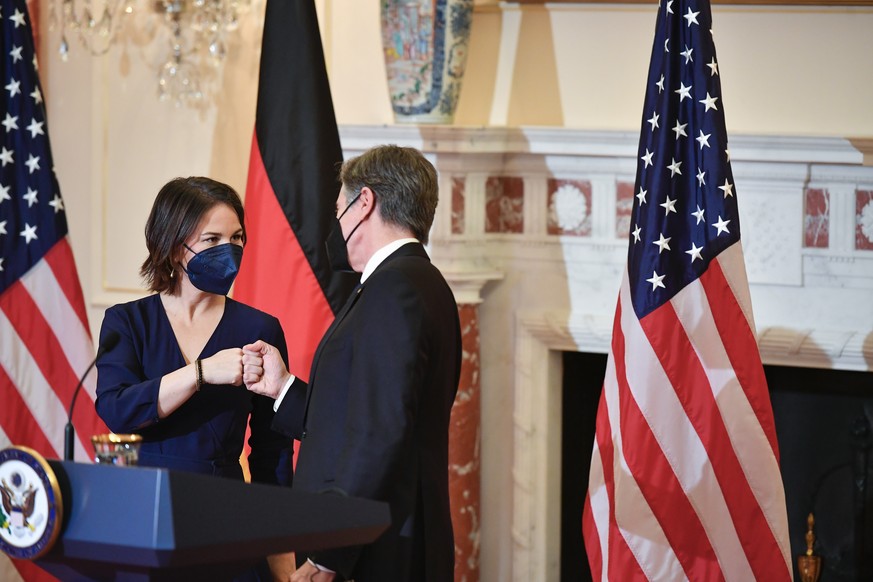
[{"x1": 195, "y1": 358, "x2": 204, "y2": 391}]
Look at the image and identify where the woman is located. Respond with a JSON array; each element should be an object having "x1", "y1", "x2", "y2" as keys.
[
  {"x1": 96, "y1": 177, "x2": 294, "y2": 579},
  {"x1": 95, "y1": 176, "x2": 292, "y2": 486}
]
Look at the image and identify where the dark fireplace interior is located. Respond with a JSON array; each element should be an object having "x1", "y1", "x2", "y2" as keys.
[{"x1": 561, "y1": 351, "x2": 873, "y2": 582}]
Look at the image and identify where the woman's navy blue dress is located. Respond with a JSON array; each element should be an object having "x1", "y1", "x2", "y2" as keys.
[{"x1": 95, "y1": 294, "x2": 293, "y2": 486}]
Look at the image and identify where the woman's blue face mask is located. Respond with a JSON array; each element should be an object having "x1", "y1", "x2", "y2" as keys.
[{"x1": 182, "y1": 242, "x2": 243, "y2": 295}]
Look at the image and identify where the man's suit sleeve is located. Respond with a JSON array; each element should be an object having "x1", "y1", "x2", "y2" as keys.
[
  {"x1": 272, "y1": 376, "x2": 308, "y2": 439},
  {"x1": 248, "y1": 318, "x2": 295, "y2": 486}
]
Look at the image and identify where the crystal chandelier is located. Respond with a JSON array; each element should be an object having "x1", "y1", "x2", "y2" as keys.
[{"x1": 51, "y1": 0, "x2": 255, "y2": 106}]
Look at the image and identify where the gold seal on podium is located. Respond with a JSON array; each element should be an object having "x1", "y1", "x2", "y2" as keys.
[{"x1": 0, "y1": 446, "x2": 63, "y2": 560}]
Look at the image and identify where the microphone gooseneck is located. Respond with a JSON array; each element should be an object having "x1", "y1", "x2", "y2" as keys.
[{"x1": 64, "y1": 331, "x2": 121, "y2": 461}]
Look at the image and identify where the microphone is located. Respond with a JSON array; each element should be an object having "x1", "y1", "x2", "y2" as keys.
[{"x1": 64, "y1": 331, "x2": 121, "y2": 461}]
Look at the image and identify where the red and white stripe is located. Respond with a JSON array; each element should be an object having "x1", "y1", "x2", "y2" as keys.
[
  {"x1": 0, "y1": 237, "x2": 104, "y2": 459},
  {"x1": 583, "y1": 243, "x2": 792, "y2": 581},
  {"x1": 0, "y1": 434, "x2": 25, "y2": 581}
]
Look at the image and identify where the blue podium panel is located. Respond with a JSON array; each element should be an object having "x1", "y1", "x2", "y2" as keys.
[{"x1": 35, "y1": 461, "x2": 390, "y2": 581}]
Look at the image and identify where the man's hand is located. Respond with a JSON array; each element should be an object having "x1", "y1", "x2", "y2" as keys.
[
  {"x1": 289, "y1": 560, "x2": 335, "y2": 582},
  {"x1": 242, "y1": 340, "x2": 291, "y2": 398},
  {"x1": 266, "y1": 551, "x2": 297, "y2": 582}
]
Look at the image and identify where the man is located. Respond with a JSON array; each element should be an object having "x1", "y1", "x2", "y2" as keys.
[{"x1": 243, "y1": 145, "x2": 462, "y2": 582}]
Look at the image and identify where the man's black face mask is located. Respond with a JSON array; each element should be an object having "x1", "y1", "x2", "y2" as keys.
[{"x1": 325, "y1": 191, "x2": 364, "y2": 273}]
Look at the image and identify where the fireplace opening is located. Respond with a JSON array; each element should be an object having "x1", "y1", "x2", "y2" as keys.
[
  {"x1": 768, "y1": 364, "x2": 873, "y2": 582},
  {"x1": 561, "y1": 351, "x2": 606, "y2": 582},
  {"x1": 560, "y1": 352, "x2": 873, "y2": 581}
]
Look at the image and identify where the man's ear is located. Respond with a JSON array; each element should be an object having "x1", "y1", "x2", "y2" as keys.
[{"x1": 358, "y1": 186, "x2": 377, "y2": 219}]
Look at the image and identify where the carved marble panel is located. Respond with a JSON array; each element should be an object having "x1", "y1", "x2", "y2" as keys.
[
  {"x1": 856, "y1": 189, "x2": 873, "y2": 251},
  {"x1": 737, "y1": 183, "x2": 803, "y2": 286},
  {"x1": 546, "y1": 179, "x2": 591, "y2": 237}
]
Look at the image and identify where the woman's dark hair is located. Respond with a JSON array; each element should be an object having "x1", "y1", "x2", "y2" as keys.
[{"x1": 140, "y1": 177, "x2": 245, "y2": 295}]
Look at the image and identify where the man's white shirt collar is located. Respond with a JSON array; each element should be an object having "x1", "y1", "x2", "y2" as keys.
[
  {"x1": 360, "y1": 238, "x2": 419, "y2": 283},
  {"x1": 274, "y1": 238, "x2": 420, "y2": 413}
]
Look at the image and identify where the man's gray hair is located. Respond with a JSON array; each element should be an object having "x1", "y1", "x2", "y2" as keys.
[{"x1": 339, "y1": 145, "x2": 439, "y2": 244}]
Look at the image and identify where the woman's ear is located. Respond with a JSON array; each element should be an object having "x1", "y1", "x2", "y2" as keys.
[{"x1": 172, "y1": 242, "x2": 187, "y2": 271}]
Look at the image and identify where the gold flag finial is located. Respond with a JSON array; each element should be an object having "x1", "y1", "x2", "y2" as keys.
[{"x1": 798, "y1": 513, "x2": 821, "y2": 582}]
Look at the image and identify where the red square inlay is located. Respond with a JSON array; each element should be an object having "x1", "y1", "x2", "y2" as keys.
[
  {"x1": 615, "y1": 181, "x2": 635, "y2": 240},
  {"x1": 451, "y1": 177, "x2": 465, "y2": 235},
  {"x1": 803, "y1": 188, "x2": 829, "y2": 248},
  {"x1": 485, "y1": 177, "x2": 524, "y2": 234}
]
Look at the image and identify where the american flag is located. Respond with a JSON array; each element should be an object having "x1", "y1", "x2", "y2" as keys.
[
  {"x1": 581, "y1": 1, "x2": 793, "y2": 580},
  {"x1": 1, "y1": 0, "x2": 104, "y2": 472}
]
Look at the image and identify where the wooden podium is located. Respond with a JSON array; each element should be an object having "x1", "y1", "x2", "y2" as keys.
[{"x1": 34, "y1": 461, "x2": 390, "y2": 581}]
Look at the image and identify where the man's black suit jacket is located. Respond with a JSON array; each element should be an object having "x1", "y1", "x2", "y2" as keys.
[{"x1": 273, "y1": 242, "x2": 462, "y2": 582}]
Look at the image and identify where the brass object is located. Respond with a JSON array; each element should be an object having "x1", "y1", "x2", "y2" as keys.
[
  {"x1": 797, "y1": 513, "x2": 822, "y2": 582},
  {"x1": 91, "y1": 434, "x2": 143, "y2": 466}
]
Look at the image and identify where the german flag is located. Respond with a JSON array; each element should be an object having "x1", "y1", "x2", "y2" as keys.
[{"x1": 235, "y1": 0, "x2": 356, "y2": 382}]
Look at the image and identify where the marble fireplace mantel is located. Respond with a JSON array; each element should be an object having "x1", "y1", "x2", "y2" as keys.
[{"x1": 341, "y1": 124, "x2": 873, "y2": 372}]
